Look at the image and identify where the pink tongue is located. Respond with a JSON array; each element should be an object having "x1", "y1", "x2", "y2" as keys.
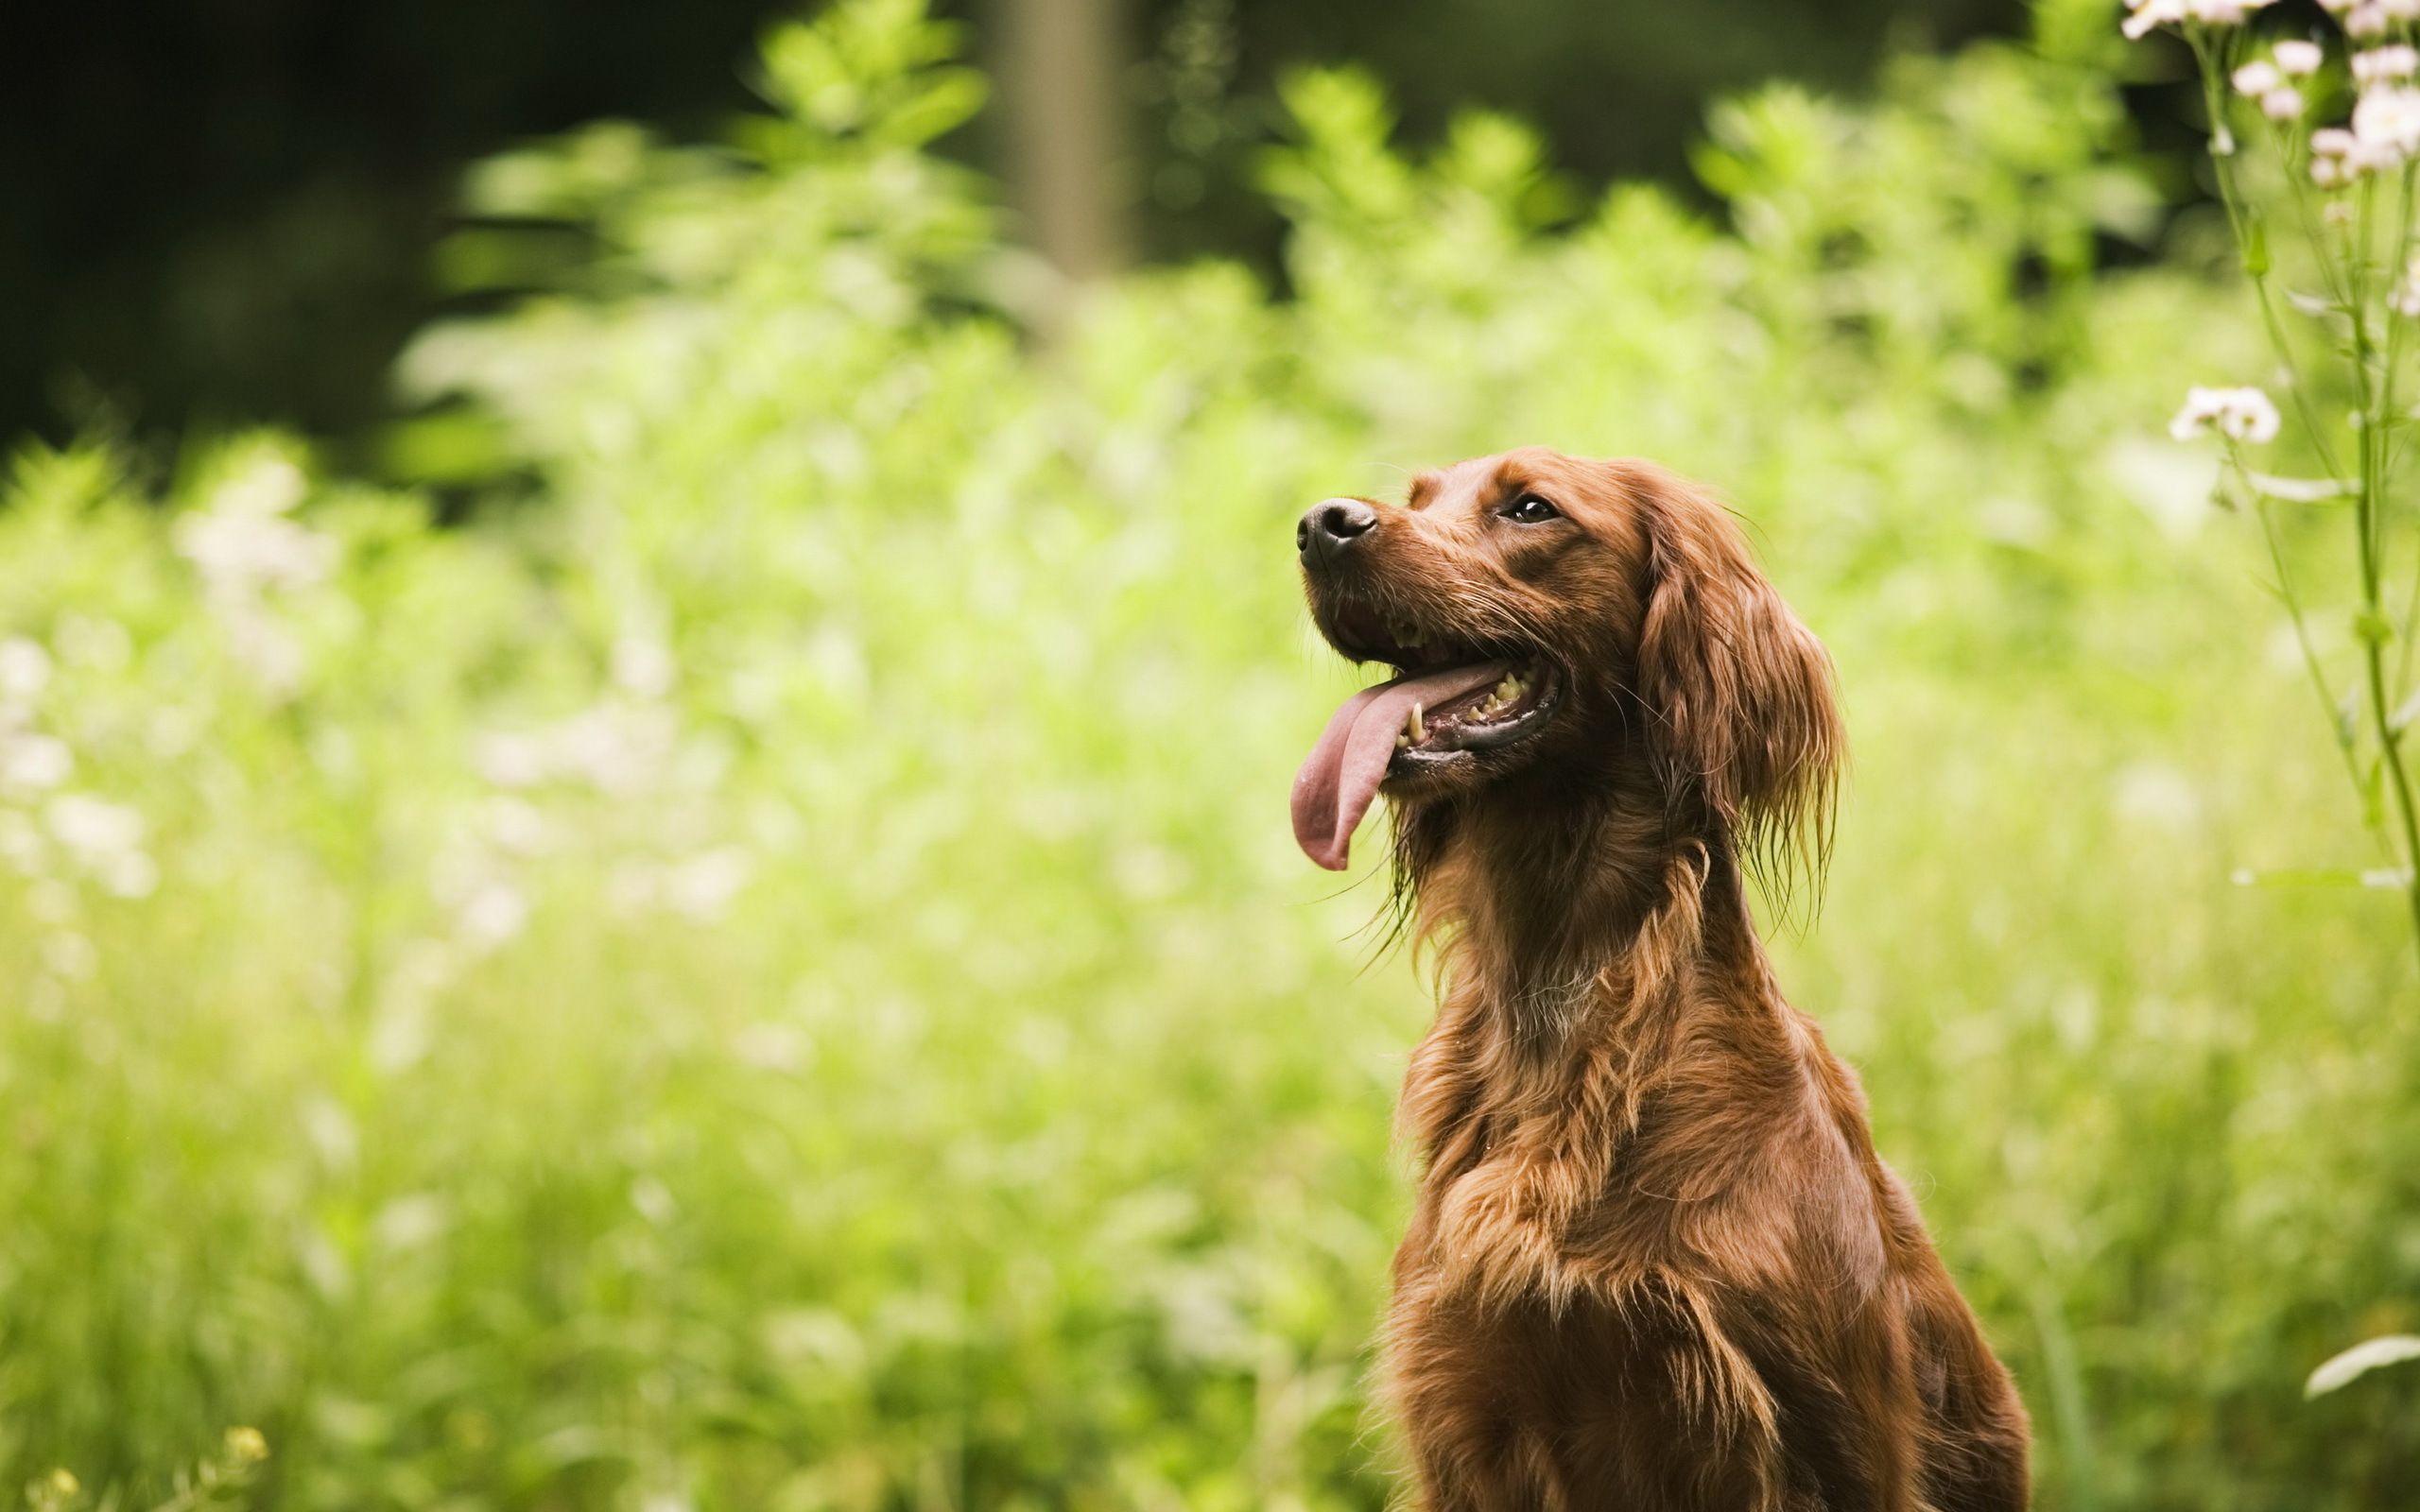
[{"x1": 1291, "y1": 662, "x2": 1512, "y2": 871}]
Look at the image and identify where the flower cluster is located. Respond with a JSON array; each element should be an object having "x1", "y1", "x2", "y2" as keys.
[
  {"x1": 2122, "y1": 0, "x2": 2279, "y2": 39},
  {"x1": 0, "y1": 639, "x2": 71, "y2": 799},
  {"x1": 2232, "y1": 58, "x2": 2308, "y2": 120},
  {"x1": 2169, "y1": 386, "x2": 2282, "y2": 443},
  {"x1": 2329, "y1": 0, "x2": 2420, "y2": 39},
  {"x1": 172, "y1": 451, "x2": 338, "y2": 696}
]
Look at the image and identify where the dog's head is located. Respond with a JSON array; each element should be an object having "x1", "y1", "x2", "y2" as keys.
[{"x1": 1290, "y1": 447, "x2": 1841, "y2": 887}]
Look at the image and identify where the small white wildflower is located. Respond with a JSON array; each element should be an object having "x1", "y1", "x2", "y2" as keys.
[
  {"x1": 175, "y1": 512, "x2": 338, "y2": 596},
  {"x1": 485, "y1": 795, "x2": 550, "y2": 855},
  {"x1": 2393, "y1": 254, "x2": 2420, "y2": 316},
  {"x1": 2348, "y1": 2, "x2": 2392, "y2": 36},
  {"x1": 209, "y1": 455, "x2": 307, "y2": 518},
  {"x1": 2235, "y1": 60, "x2": 2283, "y2": 94},
  {"x1": 611, "y1": 636, "x2": 678, "y2": 699},
  {"x1": 664, "y1": 847, "x2": 752, "y2": 921},
  {"x1": 2356, "y1": 84, "x2": 2420, "y2": 158},
  {"x1": 2263, "y1": 86, "x2": 2307, "y2": 118},
  {"x1": 2170, "y1": 386, "x2": 2282, "y2": 444},
  {"x1": 2354, "y1": 44, "x2": 2419, "y2": 81},
  {"x1": 475, "y1": 731, "x2": 551, "y2": 788},
  {"x1": 0, "y1": 638, "x2": 50, "y2": 702},
  {"x1": 45, "y1": 794, "x2": 144, "y2": 860},
  {"x1": 2123, "y1": 0, "x2": 2190, "y2": 38},
  {"x1": 2386, "y1": 0, "x2": 2420, "y2": 19},
  {"x1": 96, "y1": 849, "x2": 158, "y2": 900},
  {"x1": 2275, "y1": 40, "x2": 2325, "y2": 75},
  {"x1": 552, "y1": 704, "x2": 677, "y2": 796},
  {"x1": 0, "y1": 734, "x2": 74, "y2": 793},
  {"x1": 456, "y1": 881, "x2": 529, "y2": 948}
]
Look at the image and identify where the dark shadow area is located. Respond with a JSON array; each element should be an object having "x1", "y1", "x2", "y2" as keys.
[{"x1": 8, "y1": 0, "x2": 2032, "y2": 453}]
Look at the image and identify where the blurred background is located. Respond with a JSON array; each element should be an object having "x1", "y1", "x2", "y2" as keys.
[
  {"x1": 9, "y1": 0, "x2": 2420, "y2": 1508},
  {"x1": 8, "y1": 0, "x2": 2048, "y2": 450}
]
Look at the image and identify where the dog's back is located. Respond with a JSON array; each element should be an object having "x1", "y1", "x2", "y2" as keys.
[{"x1": 1290, "y1": 450, "x2": 2028, "y2": 1510}]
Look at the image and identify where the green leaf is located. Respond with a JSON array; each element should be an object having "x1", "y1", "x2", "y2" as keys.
[{"x1": 2242, "y1": 472, "x2": 2354, "y2": 503}]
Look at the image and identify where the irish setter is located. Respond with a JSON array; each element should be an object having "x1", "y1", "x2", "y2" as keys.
[{"x1": 1290, "y1": 449, "x2": 2028, "y2": 1511}]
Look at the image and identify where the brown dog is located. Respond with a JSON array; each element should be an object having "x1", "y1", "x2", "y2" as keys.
[{"x1": 1290, "y1": 449, "x2": 2028, "y2": 1511}]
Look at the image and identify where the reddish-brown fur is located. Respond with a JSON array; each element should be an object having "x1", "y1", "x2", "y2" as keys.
[{"x1": 1299, "y1": 450, "x2": 2029, "y2": 1512}]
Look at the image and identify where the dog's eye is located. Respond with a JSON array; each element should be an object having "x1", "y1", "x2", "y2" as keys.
[{"x1": 1501, "y1": 493, "x2": 1561, "y2": 524}]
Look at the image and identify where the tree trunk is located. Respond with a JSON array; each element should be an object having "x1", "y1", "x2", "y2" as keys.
[{"x1": 998, "y1": 0, "x2": 1127, "y2": 286}]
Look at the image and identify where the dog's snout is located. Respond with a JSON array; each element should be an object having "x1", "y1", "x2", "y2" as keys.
[{"x1": 1299, "y1": 498, "x2": 1378, "y2": 562}]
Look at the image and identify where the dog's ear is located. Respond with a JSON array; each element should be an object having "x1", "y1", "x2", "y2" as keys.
[{"x1": 1631, "y1": 472, "x2": 1842, "y2": 895}]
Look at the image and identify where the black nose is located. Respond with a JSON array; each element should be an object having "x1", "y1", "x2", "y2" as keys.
[{"x1": 1298, "y1": 497, "x2": 1377, "y2": 561}]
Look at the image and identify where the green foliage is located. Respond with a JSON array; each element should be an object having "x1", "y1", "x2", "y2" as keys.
[{"x1": 3, "y1": 1, "x2": 2418, "y2": 1509}]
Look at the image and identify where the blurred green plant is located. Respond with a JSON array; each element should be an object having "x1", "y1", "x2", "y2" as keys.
[
  {"x1": 2122, "y1": 0, "x2": 2420, "y2": 1418},
  {"x1": 4, "y1": 0, "x2": 2418, "y2": 1508}
]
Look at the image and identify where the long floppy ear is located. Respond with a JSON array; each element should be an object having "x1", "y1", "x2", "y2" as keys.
[{"x1": 1632, "y1": 473, "x2": 1843, "y2": 901}]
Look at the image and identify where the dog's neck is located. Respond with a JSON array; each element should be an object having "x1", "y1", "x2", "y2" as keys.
[{"x1": 1401, "y1": 750, "x2": 1770, "y2": 1052}]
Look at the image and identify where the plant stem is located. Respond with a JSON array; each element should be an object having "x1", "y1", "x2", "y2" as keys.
[
  {"x1": 2200, "y1": 28, "x2": 2420, "y2": 967},
  {"x1": 2344, "y1": 192, "x2": 2420, "y2": 956}
]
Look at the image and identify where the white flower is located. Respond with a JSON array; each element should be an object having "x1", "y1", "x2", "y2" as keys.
[
  {"x1": 43, "y1": 793, "x2": 157, "y2": 897},
  {"x1": 95, "y1": 850, "x2": 158, "y2": 900},
  {"x1": 475, "y1": 731, "x2": 551, "y2": 788},
  {"x1": 552, "y1": 705, "x2": 677, "y2": 796},
  {"x1": 2354, "y1": 44, "x2": 2419, "y2": 82},
  {"x1": 456, "y1": 881, "x2": 530, "y2": 948},
  {"x1": 485, "y1": 795, "x2": 551, "y2": 855},
  {"x1": 475, "y1": 703, "x2": 677, "y2": 796},
  {"x1": 0, "y1": 733, "x2": 73, "y2": 794},
  {"x1": 2356, "y1": 85, "x2": 2420, "y2": 158},
  {"x1": 2123, "y1": 0, "x2": 2189, "y2": 37},
  {"x1": 611, "y1": 636, "x2": 677, "y2": 699},
  {"x1": 2394, "y1": 254, "x2": 2420, "y2": 317},
  {"x1": 2263, "y1": 87, "x2": 2307, "y2": 118},
  {"x1": 2275, "y1": 40, "x2": 2325, "y2": 75},
  {"x1": 208, "y1": 455, "x2": 306, "y2": 518},
  {"x1": 664, "y1": 848, "x2": 752, "y2": 921},
  {"x1": 46, "y1": 794, "x2": 144, "y2": 859},
  {"x1": 2348, "y1": 3, "x2": 2391, "y2": 36},
  {"x1": 2386, "y1": 0, "x2": 2420, "y2": 19},
  {"x1": 2235, "y1": 60, "x2": 2283, "y2": 94},
  {"x1": 2170, "y1": 386, "x2": 2282, "y2": 444},
  {"x1": 0, "y1": 638, "x2": 50, "y2": 703},
  {"x1": 175, "y1": 512, "x2": 337, "y2": 596}
]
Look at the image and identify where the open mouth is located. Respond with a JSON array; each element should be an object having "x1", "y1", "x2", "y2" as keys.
[
  {"x1": 1291, "y1": 598, "x2": 1564, "y2": 869},
  {"x1": 1384, "y1": 661, "x2": 1560, "y2": 765}
]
